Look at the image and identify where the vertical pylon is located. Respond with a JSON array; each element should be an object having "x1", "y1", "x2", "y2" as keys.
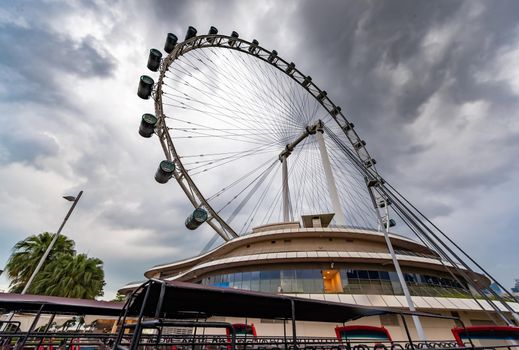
[
  {"x1": 316, "y1": 121, "x2": 346, "y2": 226},
  {"x1": 282, "y1": 155, "x2": 290, "y2": 222}
]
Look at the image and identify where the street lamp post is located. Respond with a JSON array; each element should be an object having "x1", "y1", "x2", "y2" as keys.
[{"x1": 21, "y1": 190, "x2": 83, "y2": 295}]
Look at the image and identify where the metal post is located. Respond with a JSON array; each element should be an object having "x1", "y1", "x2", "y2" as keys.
[
  {"x1": 192, "y1": 314, "x2": 198, "y2": 350},
  {"x1": 19, "y1": 304, "x2": 44, "y2": 349},
  {"x1": 382, "y1": 202, "x2": 426, "y2": 341},
  {"x1": 282, "y1": 155, "x2": 290, "y2": 222},
  {"x1": 22, "y1": 191, "x2": 83, "y2": 294},
  {"x1": 155, "y1": 281, "x2": 166, "y2": 319},
  {"x1": 244, "y1": 318, "x2": 248, "y2": 350},
  {"x1": 399, "y1": 314, "x2": 415, "y2": 350},
  {"x1": 114, "y1": 282, "x2": 144, "y2": 348},
  {"x1": 36, "y1": 313, "x2": 56, "y2": 350},
  {"x1": 129, "y1": 282, "x2": 152, "y2": 350},
  {"x1": 283, "y1": 319, "x2": 288, "y2": 350},
  {"x1": 290, "y1": 300, "x2": 297, "y2": 350},
  {"x1": 315, "y1": 123, "x2": 345, "y2": 225},
  {"x1": 229, "y1": 325, "x2": 236, "y2": 350},
  {"x1": 458, "y1": 318, "x2": 475, "y2": 349}
]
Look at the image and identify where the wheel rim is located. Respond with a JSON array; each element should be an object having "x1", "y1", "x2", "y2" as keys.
[{"x1": 153, "y1": 34, "x2": 383, "y2": 241}]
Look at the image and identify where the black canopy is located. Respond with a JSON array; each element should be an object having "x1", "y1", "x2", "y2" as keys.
[
  {"x1": 126, "y1": 280, "x2": 450, "y2": 323},
  {"x1": 0, "y1": 281, "x2": 454, "y2": 323},
  {"x1": 0, "y1": 292, "x2": 123, "y2": 316}
]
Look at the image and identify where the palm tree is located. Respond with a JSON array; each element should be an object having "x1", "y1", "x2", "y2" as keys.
[
  {"x1": 30, "y1": 253, "x2": 105, "y2": 299},
  {"x1": 5, "y1": 232, "x2": 75, "y2": 293}
]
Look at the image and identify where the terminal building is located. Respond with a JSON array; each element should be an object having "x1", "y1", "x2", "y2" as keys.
[{"x1": 121, "y1": 214, "x2": 519, "y2": 340}]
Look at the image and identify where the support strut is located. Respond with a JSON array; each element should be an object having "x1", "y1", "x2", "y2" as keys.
[{"x1": 279, "y1": 120, "x2": 345, "y2": 224}]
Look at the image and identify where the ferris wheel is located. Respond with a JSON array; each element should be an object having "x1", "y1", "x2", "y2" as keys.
[
  {"x1": 136, "y1": 25, "x2": 519, "y2": 322},
  {"x1": 137, "y1": 25, "x2": 388, "y2": 242}
]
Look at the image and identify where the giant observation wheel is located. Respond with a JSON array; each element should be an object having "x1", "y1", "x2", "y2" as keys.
[
  {"x1": 136, "y1": 25, "x2": 519, "y2": 327},
  {"x1": 138, "y1": 26, "x2": 387, "y2": 243}
]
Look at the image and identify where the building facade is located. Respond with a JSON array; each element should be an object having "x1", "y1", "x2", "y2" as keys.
[{"x1": 122, "y1": 215, "x2": 519, "y2": 341}]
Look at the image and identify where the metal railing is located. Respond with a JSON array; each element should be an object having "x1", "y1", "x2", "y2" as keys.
[{"x1": 1, "y1": 332, "x2": 518, "y2": 350}]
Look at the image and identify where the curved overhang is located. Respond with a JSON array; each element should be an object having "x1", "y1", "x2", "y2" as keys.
[{"x1": 145, "y1": 227, "x2": 437, "y2": 278}]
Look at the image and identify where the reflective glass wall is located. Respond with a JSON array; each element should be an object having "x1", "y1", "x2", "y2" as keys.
[{"x1": 200, "y1": 268, "x2": 469, "y2": 298}]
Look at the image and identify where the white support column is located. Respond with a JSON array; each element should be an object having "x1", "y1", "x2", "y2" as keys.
[
  {"x1": 315, "y1": 124, "x2": 346, "y2": 226},
  {"x1": 282, "y1": 155, "x2": 290, "y2": 222},
  {"x1": 383, "y1": 202, "x2": 427, "y2": 341}
]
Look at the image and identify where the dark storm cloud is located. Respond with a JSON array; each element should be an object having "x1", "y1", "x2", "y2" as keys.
[
  {"x1": 286, "y1": 0, "x2": 519, "y2": 196},
  {"x1": 0, "y1": 25, "x2": 116, "y2": 104},
  {"x1": 293, "y1": 1, "x2": 518, "y2": 123},
  {"x1": 0, "y1": 131, "x2": 60, "y2": 164}
]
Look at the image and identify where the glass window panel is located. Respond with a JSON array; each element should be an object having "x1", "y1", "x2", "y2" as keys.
[
  {"x1": 340, "y1": 270, "x2": 349, "y2": 287},
  {"x1": 281, "y1": 270, "x2": 295, "y2": 279},
  {"x1": 251, "y1": 271, "x2": 260, "y2": 281},
  {"x1": 241, "y1": 277, "x2": 251, "y2": 290},
  {"x1": 267, "y1": 270, "x2": 281, "y2": 279},
  {"x1": 259, "y1": 278, "x2": 271, "y2": 292},
  {"x1": 250, "y1": 272, "x2": 260, "y2": 291},
  {"x1": 242, "y1": 272, "x2": 252, "y2": 282},
  {"x1": 368, "y1": 271, "x2": 379, "y2": 280},
  {"x1": 234, "y1": 273, "x2": 242, "y2": 289},
  {"x1": 313, "y1": 276, "x2": 324, "y2": 294},
  {"x1": 281, "y1": 270, "x2": 296, "y2": 292},
  {"x1": 358, "y1": 270, "x2": 369, "y2": 279},
  {"x1": 302, "y1": 278, "x2": 314, "y2": 293},
  {"x1": 297, "y1": 270, "x2": 314, "y2": 279},
  {"x1": 232, "y1": 273, "x2": 239, "y2": 284}
]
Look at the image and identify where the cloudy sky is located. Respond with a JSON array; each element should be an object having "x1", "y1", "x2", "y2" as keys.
[{"x1": 1, "y1": 0, "x2": 518, "y2": 299}]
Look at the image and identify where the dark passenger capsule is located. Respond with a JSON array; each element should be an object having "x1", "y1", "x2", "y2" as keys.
[
  {"x1": 185, "y1": 208, "x2": 208, "y2": 230},
  {"x1": 364, "y1": 159, "x2": 377, "y2": 168},
  {"x1": 343, "y1": 122, "x2": 354, "y2": 131},
  {"x1": 248, "y1": 39, "x2": 259, "y2": 53},
  {"x1": 353, "y1": 140, "x2": 366, "y2": 150},
  {"x1": 147, "y1": 49, "x2": 162, "y2": 72},
  {"x1": 155, "y1": 160, "x2": 176, "y2": 184},
  {"x1": 164, "y1": 33, "x2": 178, "y2": 54},
  {"x1": 378, "y1": 198, "x2": 392, "y2": 208},
  {"x1": 229, "y1": 31, "x2": 239, "y2": 46},
  {"x1": 317, "y1": 90, "x2": 327, "y2": 101},
  {"x1": 207, "y1": 26, "x2": 218, "y2": 43},
  {"x1": 384, "y1": 218, "x2": 396, "y2": 228},
  {"x1": 268, "y1": 50, "x2": 278, "y2": 63},
  {"x1": 137, "y1": 75, "x2": 154, "y2": 99},
  {"x1": 185, "y1": 26, "x2": 197, "y2": 40},
  {"x1": 286, "y1": 62, "x2": 295, "y2": 74},
  {"x1": 139, "y1": 113, "x2": 158, "y2": 138},
  {"x1": 302, "y1": 76, "x2": 312, "y2": 87}
]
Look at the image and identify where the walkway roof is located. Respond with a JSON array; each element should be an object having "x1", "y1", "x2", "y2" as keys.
[
  {"x1": 126, "y1": 280, "x2": 455, "y2": 323},
  {"x1": 0, "y1": 292, "x2": 123, "y2": 316}
]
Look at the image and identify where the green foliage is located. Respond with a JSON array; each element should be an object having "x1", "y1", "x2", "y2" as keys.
[
  {"x1": 5, "y1": 232, "x2": 105, "y2": 299},
  {"x1": 31, "y1": 254, "x2": 105, "y2": 299},
  {"x1": 5, "y1": 232, "x2": 75, "y2": 293}
]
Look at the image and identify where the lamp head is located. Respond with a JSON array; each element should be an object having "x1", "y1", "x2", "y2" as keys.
[{"x1": 63, "y1": 196, "x2": 76, "y2": 202}]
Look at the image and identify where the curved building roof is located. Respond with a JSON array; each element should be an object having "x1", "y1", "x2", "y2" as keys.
[{"x1": 143, "y1": 223, "x2": 477, "y2": 283}]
